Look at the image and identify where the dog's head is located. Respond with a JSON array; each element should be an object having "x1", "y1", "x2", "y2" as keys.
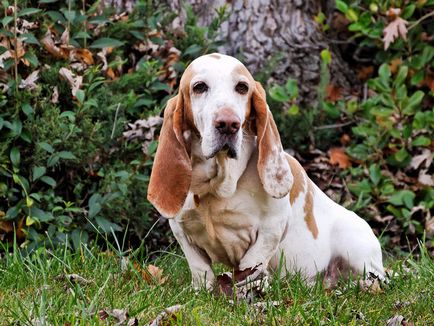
[{"x1": 148, "y1": 53, "x2": 292, "y2": 217}]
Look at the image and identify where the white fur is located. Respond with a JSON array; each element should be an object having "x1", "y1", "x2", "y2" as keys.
[{"x1": 168, "y1": 54, "x2": 385, "y2": 289}]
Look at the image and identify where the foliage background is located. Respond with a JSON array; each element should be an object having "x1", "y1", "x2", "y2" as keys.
[{"x1": 0, "y1": 0, "x2": 433, "y2": 255}]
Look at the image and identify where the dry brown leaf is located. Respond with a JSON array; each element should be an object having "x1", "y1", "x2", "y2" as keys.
[
  {"x1": 409, "y1": 149, "x2": 432, "y2": 170},
  {"x1": 41, "y1": 31, "x2": 69, "y2": 59},
  {"x1": 340, "y1": 134, "x2": 351, "y2": 146},
  {"x1": 357, "y1": 65, "x2": 374, "y2": 81},
  {"x1": 59, "y1": 67, "x2": 83, "y2": 97},
  {"x1": 134, "y1": 263, "x2": 167, "y2": 285},
  {"x1": 328, "y1": 147, "x2": 351, "y2": 169},
  {"x1": 19, "y1": 70, "x2": 39, "y2": 90},
  {"x1": 325, "y1": 84, "x2": 343, "y2": 103},
  {"x1": 51, "y1": 86, "x2": 59, "y2": 104},
  {"x1": 71, "y1": 49, "x2": 94, "y2": 65},
  {"x1": 386, "y1": 315, "x2": 414, "y2": 326},
  {"x1": 389, "y1": 58, "x2": 403, "y2": 74},
  {"x1": 383, "y1": 9, "x2": 408, "y2": 50},
  {"x1": 418, "y1": 170, "x2": 434, "y2": 186},
  {"x1": 358, "y1": 277, "x2": 382, "y2": 294}
]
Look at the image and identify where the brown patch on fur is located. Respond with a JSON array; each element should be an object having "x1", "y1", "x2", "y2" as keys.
[
  {"x1": 286, "y1": 156, "x2": 305, "y2": 205},
  {"x1": 147, "y1": 96, "x2": 192, "y2": 218},
  {"x1": 208, "y1": 53, "x2": 222, "y2": 59},
  {"x1": 194, "y1": 194, "x2": 200, "y2": 207},
  {"x1": 252, "y1": 82, "x2": 291, "y2": 198},
  {"x1": 304, "y1": 181, "x2": 319, "y2": 239},
  {"x1": 233, "y1": 65, "x2": 255, "y2": 122},
  {"x1": 147, "y1": 65, "x2": 199, "y2": 218},
  {"x1": 323, "y1": 257, "x2": 356, "y2": 288}
]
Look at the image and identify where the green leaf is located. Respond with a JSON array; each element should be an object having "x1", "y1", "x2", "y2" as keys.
[
  {"x1": 320, "y1": 49, "x2": 332, "y2": 65},
  {"x1": 30, "y1": 207, "x2": 54, "y2": 222},
  {"x1": 75, "y1": 89, "x2": 85, "y2": 103},
  {"x1": 58, "y1": 151, "x2": 77, "y2": 160},
  {"x1": 18, "y1": 8, "x2": 42, "y2": 17},
  {"x1": 412, "y1": 136, "x2": 431, "y2": 147},
  {"x1": 287, "y1": 104, "x2": 299, "y2": 116},
  {"x1": 40, "y1": 176, "x2": 56, "y2": 187},
  {"x1": 269, "y1": 86, "x2": 290, "y2": 102},
  {"x1": 95, "y1": 216, "x2": 122, "y2": 233},
  {"x1": 89, "y1": 38, "x2": 125, "y2": 49},
  {"x1": 404, "y1": 91, "x2": 424, "y2": 114},
  {"x1": 345, "y1": 8, "x2": 358, "y2": 22},
  {"x1": 389, "y1": 190, "x2": 415, "y2": 209},
  {"x1": 21, "y1": 103, "x2": 33, "y2": 116},
  {"x1": 38, "y1": 142, "x2": 54, "y2": 153},
  {"x1": 10, "y1": 147, "x2": 20, "y2": 167},
  {"x1": 21, "y1": 33, "x2": 40, "y2": 45},
  {"x1": 335, "y1": 0, "x2": 348, "y2": 13},
  {"x1": 394, "y1": 65, "x2": 408, "y2": 86},
  {"x1": 39, "y1": 0, "x2": 58, "y2": 3},
  {"x1": 183, "y1": 44, "x2": 202, "y2": 57},
  {"x1": 89, "y1": 202, "x2": 102, "y2": 219},
  {"x1": 378, "y1": 64, "x2": 391, "y2": 86},
  {"x1": 369, "y1": 164, "x2": 381, "y2": 186},
  {"x1": 394, "y1": 148, "x2": 409, "y2": 162},
  {"x1": 401, "y1": 4, "x2": 416, "y2": 19},
  {"x1": 32, "y1": 166, "x2": 46, "y2": 181},
  {"x1": 285, "y1": 79, "x2": 298, "y2": 98}
]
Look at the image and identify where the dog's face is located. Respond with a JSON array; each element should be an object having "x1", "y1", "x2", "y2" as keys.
[
  {"x1": 148, "y1": 53, "x2": 292, "y2": 218},
  {"x1": 181, "y1": 54, "x2": 255, "y2": 159}
]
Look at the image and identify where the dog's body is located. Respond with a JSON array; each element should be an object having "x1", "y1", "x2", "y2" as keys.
[{"x1": 148, "y1": 54, "x2": 384, "y2": 289}]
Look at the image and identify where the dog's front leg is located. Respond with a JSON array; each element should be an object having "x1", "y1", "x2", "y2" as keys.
[
  {"x1": 238, "y1": 218, "x2": 286, "y2": 281},
  {"x1": 169, "y1": 220, "x2": 215, "y2": 290}
]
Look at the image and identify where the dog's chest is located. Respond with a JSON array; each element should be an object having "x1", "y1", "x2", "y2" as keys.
[{"x1": 178, "y1": 191, "x2": 262, "y2": 267}]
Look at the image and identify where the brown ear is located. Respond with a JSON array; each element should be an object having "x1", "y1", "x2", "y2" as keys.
[
  {"x1": 252, "y1": 81, "x2": 293, "y2": 198},
  {"x1": 147, "y1": 95, "x2": 191, "y2": 218}
]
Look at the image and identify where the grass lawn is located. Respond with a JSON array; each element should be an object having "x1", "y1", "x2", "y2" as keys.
[{"x1": 1, "y1": 241, "x2": 433, "y2": 325}]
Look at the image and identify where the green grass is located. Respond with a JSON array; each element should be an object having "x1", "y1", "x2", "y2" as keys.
[{"x1": 0, "y1": 241, "x2": 433, "y2": 325}]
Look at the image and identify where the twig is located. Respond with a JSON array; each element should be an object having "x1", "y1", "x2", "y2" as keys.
[
  {"x1": 110, "y1": 103, "x2": 121, "y2": 139},
  {"x1": 408, "y1": 10, "x2": 434, "y2": 30},
  {"x1": 314, "y1": 121, "x2": 354, "y2": 130}
]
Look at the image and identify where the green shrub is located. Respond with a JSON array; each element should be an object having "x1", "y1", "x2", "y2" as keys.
[
  {"x1": 269, "y1": 1, "x2": 434, "y2": 251},
  {"x1": 0, "y1": 1, "x2": 227, "y2": 252}
]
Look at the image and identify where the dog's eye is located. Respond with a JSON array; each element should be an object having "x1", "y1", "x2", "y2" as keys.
[
  {"x1": 235, "y1": 82, "x2": 249, "y2": 95},
  {"x1": 193, "y1": 82, "x2": 208, "y2": 94}
]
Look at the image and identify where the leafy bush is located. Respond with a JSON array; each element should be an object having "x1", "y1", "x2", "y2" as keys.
[
  {"x1": 269, "y1": 1, "x2": 433, "y2": 252},
  {"x1": 0, "y1": 1, "x2": 226, "y2": 252}
]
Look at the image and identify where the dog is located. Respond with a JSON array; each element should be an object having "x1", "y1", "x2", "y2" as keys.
[{"x1": 147, "y1": 53, "x2": 384, "y2": 290}]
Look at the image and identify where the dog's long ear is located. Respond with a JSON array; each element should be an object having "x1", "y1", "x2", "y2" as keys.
[
  {"x1": 147, "y1": 95, "x2": 191, "y2": 218},
  {"x1": 252, "y1": 81, "x2": 293, "y2": 198}
]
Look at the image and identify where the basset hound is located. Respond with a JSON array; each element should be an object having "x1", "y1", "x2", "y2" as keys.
[{"x1": 147, "y1": 53, "x2": 385, "y2": 290}]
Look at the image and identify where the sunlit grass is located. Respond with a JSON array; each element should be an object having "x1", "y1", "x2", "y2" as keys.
[{"x1": 1, "y1": 239, "x2": 433, "y2": 325}]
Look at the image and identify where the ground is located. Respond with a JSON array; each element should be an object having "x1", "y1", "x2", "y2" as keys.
[{"x1": 0, "y1": 243, "x2": 433, "y2": 325}]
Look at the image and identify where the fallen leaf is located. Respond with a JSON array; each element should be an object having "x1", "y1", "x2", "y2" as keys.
[
  {"x1": 147, "y1": 304, "x2": 182, "y2": 326},
  {"x1": 418, "y1": 170, "x2": 434, "y2": 186},
  {"x1": 98, "y1": 308, "x2": 134, "y2": 325},
  {"x1": 41, "y1": 30, "x2": 69, "y2": 59},
  {"x1": 357, "y1": 65, "x2": 374, "y2": 81},
  {"x1": 325, "y1": 84, "x2": 343, "y2": 103},
  {"x1": 71, "y1": 48, "x2": 94, "y2": 65},
  {"x1": 134, "y1": 263, "x2": 167, "y2": 285},
  {"x1": 358, "y1": 277, "x2": 382, "y2": 294},
  {"x1": 19, "y1": 70, "x2": 39, "y2": 90},
  {"x1": 389, "y1": 58, "x2": 403, "y2": 74},
  {"x1": 383, "y1": 9, "x2": 408, "y2": 50},
  {"x1": 51, "y1": 86, "x2": 59, "y2": 104},
  {"x1": 409, "y1": 149, "x2": 432, "y2": 170},
  {"x1": 386, "y1": 315, "x2": 414, "y2": 326},
  {"x1": 328, "y1": 147, "x2": 351, "y2": 169},
  {"x1": 59, "y1": 67, "x2": 83, "y2": 97},
  {"x1": 340, "y1": 134, "x2": 351, "y2": 145}
]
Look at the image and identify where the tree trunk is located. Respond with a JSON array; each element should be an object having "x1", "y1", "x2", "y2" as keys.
[{"x1": 168, "y1": 0, "x2": 359, "y2": 107}]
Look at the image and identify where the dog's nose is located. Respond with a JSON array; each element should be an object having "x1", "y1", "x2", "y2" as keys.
[{"x1": 214, "y1": 109, "x2": 240, "y2": 135}]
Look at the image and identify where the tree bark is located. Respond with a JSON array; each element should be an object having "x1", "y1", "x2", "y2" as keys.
[{"x1": 168, "y1": 0, "x2": 359, "y2": 107}]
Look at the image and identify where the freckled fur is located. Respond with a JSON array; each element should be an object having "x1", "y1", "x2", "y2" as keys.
[{"x1": 148, "y1": 53, "x2": 385, "y2": 290}]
